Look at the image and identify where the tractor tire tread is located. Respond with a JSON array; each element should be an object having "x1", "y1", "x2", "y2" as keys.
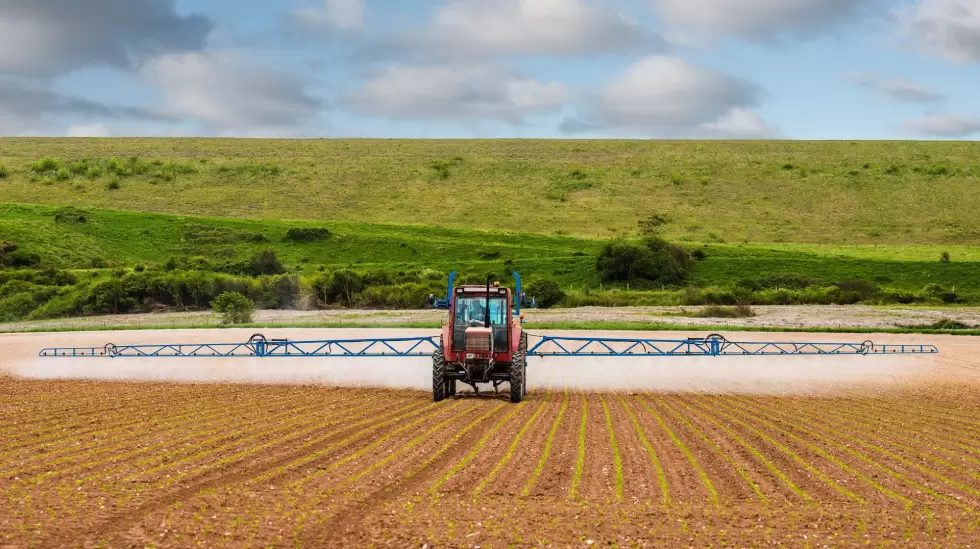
[
  {"x1": 433, "y1": 349, "x2": 447, "y2": 402},
  {"x1": 510, "y1": 350, "x2": 525, "y2": 403}
]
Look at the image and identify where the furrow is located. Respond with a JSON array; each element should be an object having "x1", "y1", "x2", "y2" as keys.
[
  {"x1": 569, "y1": 395, "x2": 587, "y2": 499},
  {"x1": 632, "y1": 396, "x2": 718, "y2": 505},
  {"x1": 684, "y1": 395, "x2": 864, "y2": 503},
  {"x1": 618, "y1": 396, "x2": 668, "y2": 504},
  {"x1": 648, "y1": 395, "x2": 766, "y2": 503},
  {"x1": 725, "y1": 394, "x2": 975, "y2": 511},
  {"x1": 713, "y1": 395, "x2": 913, "y2": 508},
  {"x1": 429, "y1": 402, "x2": 527, "y2": 493},
  {"x1": 599, "y1": 396, "x2": 625, "y2": 502},
  {"x1": 665, "y1": 395, "x2": 810, "y2": 502},
  {"x1": 474, "y1": 395, "x2": 551, "y2": 497},
  {"x1": 0, "y1": 390, "x2": 330, "y2": 478},
  {"x1": 522, "y1": 390, "x2": 569, "y2": 497}
]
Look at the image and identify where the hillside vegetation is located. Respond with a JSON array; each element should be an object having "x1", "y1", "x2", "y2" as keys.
[
  {"x1": 2, "y1": 138, "x2": 979, "y2": 243},
  {"x1": 2, "y1": 138, "x2": 978, "y2": 324}
]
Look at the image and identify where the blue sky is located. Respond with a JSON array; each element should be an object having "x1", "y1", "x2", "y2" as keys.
[{"x1": 1, "y1": 0, "x2": 979, "y2": 139}]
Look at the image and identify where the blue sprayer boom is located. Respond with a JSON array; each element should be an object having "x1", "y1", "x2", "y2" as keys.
[{"x1": 39, "y1": 271, "x2": 938, "y2": 403}]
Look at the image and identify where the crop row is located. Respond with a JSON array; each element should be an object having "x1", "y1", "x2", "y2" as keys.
[{"x1": 4, "y1": 382, "x2": 980, "y2": 547}]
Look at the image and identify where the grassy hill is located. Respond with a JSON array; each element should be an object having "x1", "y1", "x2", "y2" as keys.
[
  {"x1": 2, "y1": 138, "x2": 980, "y2": 244},
  {"x1": 2, "y1": 203, "x2": 977, "y2": 294},
  {"x1": 2, "y1": 138, "x2": 979, "y2": 324}
]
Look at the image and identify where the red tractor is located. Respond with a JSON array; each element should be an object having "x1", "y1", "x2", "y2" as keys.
[{"x1": 431, "y1": 273, "x2": 529, "y2": 403}]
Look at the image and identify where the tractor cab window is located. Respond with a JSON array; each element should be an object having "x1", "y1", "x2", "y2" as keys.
[{"x1": 454, "y1": 297, "x2": 507, "y2": 326}]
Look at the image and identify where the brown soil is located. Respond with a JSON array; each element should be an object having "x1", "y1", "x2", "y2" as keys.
[
  {"x1": 2, "y1": 378, "x2": 980, "y2": 547},
  {"x1": 2, "y1": 329, "x2": 980, "y2": 547}
]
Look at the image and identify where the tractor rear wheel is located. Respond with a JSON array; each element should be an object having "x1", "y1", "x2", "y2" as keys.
[
  {"x1": 433, "y1": 349, "x2": 447, "y2": 402},
  {"x1": 519, "y1": 331, "x2": 528, "y2": 399},
  {"x1": 509, "y1": 350, "x2": 525, "y2": 403}
]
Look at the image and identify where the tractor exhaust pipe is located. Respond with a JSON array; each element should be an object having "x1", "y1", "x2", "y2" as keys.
[{"x1": 485, "y1": 275, "x2": 491, "y2": 328}]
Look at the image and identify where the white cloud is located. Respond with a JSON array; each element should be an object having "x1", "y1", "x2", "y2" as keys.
[
  {"x1": 296, "y1": 0, "x2": 365, "y2": 31},
  {"x1": 901, "y1": 114, "x2": 980, "y2": 137},
  {"x1": 139, "y1": 51, "x2": 324, "y2": 132},
  {"x1": 843, "y1": 71, "x2": 945, "y2": 103},
  {"x1": 701, "y1": 108, "x2": 778, "y2": 138},
  {"x1": 561, "y1": 56, "x2": 773, "y2": 137},
  {"x1": 0, "y1": 0, "x2": 211, "y2": 77},
  {"x1": 897, "y1": 0, "x2": 980, "y2": 63},
  {"x1": 65, "y1": 123, "x2": 111, "y2": 137},
  {"x1": 651, "y1": 0, "x2": 881, "y2": 44},
  {"x1": 392, "y1": 0, "x2": 661, "y2": 58},
  {"x1": 347, "y1": 64, "x2": 570, "y2": 123}
]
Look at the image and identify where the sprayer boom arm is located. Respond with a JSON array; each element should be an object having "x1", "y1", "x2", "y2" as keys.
[
  {"x1": 526, "y1": 334, "x2": 937, "y2": 357},
  {"x1": 39, "y1": 333, "x2": 937, "y2": 358}
]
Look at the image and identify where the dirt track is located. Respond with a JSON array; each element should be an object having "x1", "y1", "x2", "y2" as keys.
[
  {"x1": 4, "y1": 304, "x2": 980, "y2": 332},
  {"x1": 2, "y1": 329, "x2": 980, "y2": 546}
]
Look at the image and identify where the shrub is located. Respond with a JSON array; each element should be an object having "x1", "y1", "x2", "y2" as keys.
[
  {"x1": 0, "y1": 165, "x2": 8, "y2": 178},
  {"x1": 695, "y1": 305, "x2": 756, "y2": 318},
  {"x1": 30, "y1": 157, "x2": 62, "y2": 173},
  {"x1": 248, "y1": 250, "x2": 285, "y2": 276},
  {"x1": 53, "y1": 207, "x2": 88, "y2": 224},
  {"x1": 285, "y1": 227, "x2": 331, "y2": 242},
  {"x1": 526, "y1": 279, "x2": 565, "y2": 309},
  {"x1": 429, "y1": 160, "x2": 452, "y2": 179},
  {"x1": 211, "y1": 291, "x2": 255, "y2": 324},
  {"x1": 941, "y1": 251, "x2": 951, "y2": 263},
  {"x1": 638, "y1": 213, "x2": 669, "y2": 235},
  {"x1": 597, "y1": 237, "x2": 694, "y2": 286},
  {"x1": 0, "y1": 241, "x2": 18, "y2": 267},
  {"x1": 55, "y1": 167, "x2": 71, "y2": 181},
  {"x1": 5, "y1": 250, "x2": 41, "y2": 268},
  {"x1": 329, "y1": 270, "x2": 364, "y2": 307},
  {"x1": 106, "y1": 179, "x2": 120, "y2": 190},
  {"x1": 736, "y1": 273, "x2": 822, "y2": 291},
  {"x1": 0, "y1": 293, "x2": 37, "y2": 321},
  {"x1": 922, "y1": 283, "x2": 958, "y2": 304},
  {"x1": 84, "y1": 279, "x2": 134, "y2": 314}
]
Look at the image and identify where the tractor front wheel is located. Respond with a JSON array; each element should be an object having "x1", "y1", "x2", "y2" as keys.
[
  {"x1": 509, "y1": 350, "x2": 525, "y2": 403},
  {"x1": 433, "y1": 349, "x2": 447, "y2": 402}
]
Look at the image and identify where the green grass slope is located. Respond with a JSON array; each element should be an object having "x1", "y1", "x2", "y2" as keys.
[
  {"x1": 2, "y1": 138, "x2": 980, "y2": 243},
  {"x1": 3, "y1": 203, "x2": 977, "y2": 293}
]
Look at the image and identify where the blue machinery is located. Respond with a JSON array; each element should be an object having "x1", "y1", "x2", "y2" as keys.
[
  {"x1": 39, "y1": 333, "x2": 938, "y2": 359},
  {"x1": 430, "y1": 271, "x2": 536, "y2": 313}
]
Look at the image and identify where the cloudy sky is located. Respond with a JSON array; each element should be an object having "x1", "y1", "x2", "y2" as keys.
[{"x1": 1, "y1": 0, "x2": 978, "y2": 139}]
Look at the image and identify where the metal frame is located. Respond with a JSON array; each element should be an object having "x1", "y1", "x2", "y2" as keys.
[
  {"x1": 39, "y1": 334, "x2": 440, "y2": 358},
  {"x1": 524, "y1": 334, "x2": 938, "y2": 357},
  {"x1": 39, "y1": 333, "x2": 937, "y2": 359}
]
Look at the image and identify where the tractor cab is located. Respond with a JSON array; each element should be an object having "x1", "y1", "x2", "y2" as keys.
[
  {"x1": 432, "y1": 273, "x2": 529, "y2": 403},
  {"x1": 449, "y1": 284, "x2": 511, "y2": 358}
]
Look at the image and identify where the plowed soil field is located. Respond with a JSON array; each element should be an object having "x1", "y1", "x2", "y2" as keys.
[
  {"x1": 4, "y1": 377, "x2": 980, "y2": 547},
  {"x1": 3, "y1": 329, "x2": 980, "y2": 547}
]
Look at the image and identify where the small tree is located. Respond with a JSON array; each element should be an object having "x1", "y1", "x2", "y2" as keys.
[
  {"x1": 211, "y1": 291, "x2": 255, "y2": 324},
  {"x1": 248, "y1": 250, "x2": 285, "y2": 276},
  {"x1": 596, "y1": 236, "x2": 693, "y2": 286},
  {"x1": 526, "y1": 279, "x2": 565, "y2": 309}
]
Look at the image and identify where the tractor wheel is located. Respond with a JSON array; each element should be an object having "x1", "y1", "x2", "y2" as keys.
[
  {"x1": 433, "y1": 349, "x2": 447, "y2": 402},
  {"x1": 509, "y1": 350, "x2": 525, "y2": 403},
  {"x1": 519, "y1": 331, "x2": 529, "y2": 399}
]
